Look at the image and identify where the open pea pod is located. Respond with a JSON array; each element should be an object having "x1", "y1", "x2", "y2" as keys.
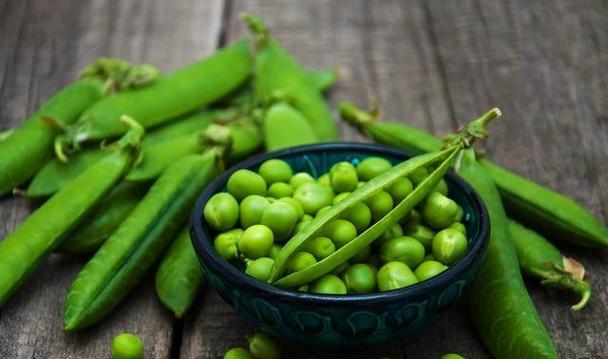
[{"x1": 274, "y1": 148, "x2": 460, "y2": 288}]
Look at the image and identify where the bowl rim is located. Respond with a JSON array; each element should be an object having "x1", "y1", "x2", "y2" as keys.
[{"x1": 191, "y1": 142, "x2": 490, "y2": 306}]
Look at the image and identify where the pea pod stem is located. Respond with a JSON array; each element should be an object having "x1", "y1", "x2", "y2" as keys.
[
  {"x1": 509, "y1": 219, "x2": 591, "y2": 311},
  {"x1": 0, "y1": 118, "x2": 143, "y2": 307},
  {"x1": 340, "y1": 101, "x2": 608, "y2": 249}
]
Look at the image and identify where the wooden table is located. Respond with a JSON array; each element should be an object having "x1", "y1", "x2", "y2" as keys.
[{"x1": 1, "y1": 0, "x2": 607, "y2": 357}]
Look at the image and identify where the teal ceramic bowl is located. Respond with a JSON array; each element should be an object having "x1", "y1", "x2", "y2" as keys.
[{"x1": 191, "y1": 143, "x2": 489, "y2": 350}]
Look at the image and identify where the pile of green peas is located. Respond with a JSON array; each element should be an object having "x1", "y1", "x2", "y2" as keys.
[{"x1": 204, "y1": 156, "x2": 468, "y2": 294}]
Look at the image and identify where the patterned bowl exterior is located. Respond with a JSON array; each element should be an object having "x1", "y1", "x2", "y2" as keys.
[{"x1": 191, "y1": 143, "x2": 489, "y2": 349}]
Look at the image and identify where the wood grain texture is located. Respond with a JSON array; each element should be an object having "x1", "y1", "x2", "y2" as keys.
[
  {"x1": 0, "y1": 0, "x2": 224, "y2": 358},
  {"x1": 1, "y1": 0, "x2": 607, "y2": 358}
]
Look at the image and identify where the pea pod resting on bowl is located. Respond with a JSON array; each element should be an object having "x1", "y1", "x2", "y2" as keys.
[
  {"x1": 0, "y1": 118, "x2": 144, "y2": 307},
  {"x1": 0, "y1": 59, "x2": 156, "y2": 196},
  {"x1": 509, "y1": 220, "x2": 591, "y2": 311},
  {"x1": 271, "y1": 109, "x2": 500, "y2": 286},
  {"x1": 63, "y1": 151, "x2": 219, "y2": 330},
  {"x1": 241, "y1": 13, "x2": 339, "y2": 142},
  {"x1": 262, "y1": 102, "x2": 320, "y2": 151},
  {"x1": 58, "y1": 39, "x2": 252, "y2": 154},
  {"x1": 155, "y1": 227, "x2": 205, "y2": 318},
  {"x1": 456, "y1": 149, "x2": 558, "y2": 359},
  {"x1": 339, "y1": 102, "x2": 608, "y2": 249}
]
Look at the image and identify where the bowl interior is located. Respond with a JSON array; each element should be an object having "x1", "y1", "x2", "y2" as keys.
[{"x1": 191, "y1": 142, "x2": 489, "y2": 304}]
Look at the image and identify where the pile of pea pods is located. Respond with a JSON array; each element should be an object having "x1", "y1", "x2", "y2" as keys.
[{"x1": 0, "y1": 11, "x2": 605, "y2": 359}]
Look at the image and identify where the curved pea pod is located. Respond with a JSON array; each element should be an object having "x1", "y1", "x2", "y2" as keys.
[
  {"x1": 456, "y1": 149, "x2": 558, "y2": 359},
  {"x1": 242, "y1": 13, "x2": 339, "y2": 141},
  {"x1": 262, "y1": 102, "x2": 320, "y2": 151},
  {"x1": 25, "y1": 147, "x2": 106, "y2": 198},
  {"x1": 155, "y1": 227, "x2": 205, "y2": 318},
  {"x1": 509, "y1": 219, "x2": 591, "y2": 311},
  {"x1": 64, "y1": 39, "x2": 251, "y2": 145},
  {"x1": 56, "y1": 181, "x2": 149, "y2": 254},
  {"x1": 63, "y1": 151, "x2": 218, "y2": 330},
  {"x1": 0, "y1": 79, "x2": 104, "y2": 196},
  {"x1": 0, "y1": 118, "x2": 143, "y2": 307},
  {"x1": 340, "y1": 101, "x2": 608, "y2": 249},
  {"x1": 141, "y1": 110, "x2": 220, "y2": 146}
]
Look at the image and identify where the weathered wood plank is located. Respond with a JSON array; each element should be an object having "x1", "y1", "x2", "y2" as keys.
[
  {"x1": 426, "y1": 0, "x2": 608, "y2": 357},
  {"x1": 0, "y1": 0, "x2": 224, "y2": 358}
]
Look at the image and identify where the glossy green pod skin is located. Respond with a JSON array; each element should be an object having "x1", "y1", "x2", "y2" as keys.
[
  {"x1": 0, "y1": 122, "x2": 143, "y2": 307},
  {"x1": 242, "y1": 14, "x2": 339, "y2": 141},
  {"x1": 0, "y1": 79, "x2": 105, "y2": 196},
  {"x1": 27, "y1": 111, "x2": 218, "y2": 197},
  {"x1": 56, "y1": 181, "x2": 149, "y2": 254},
  {"x1": 456, "y1": 149, "x2": 558, "y2": 359},
  {"x1": 26, "y1": 147, "x2": 106, "y2": 198},
  {"x1": 63, "y1": 152, "x2": 218, "y2": 330},
  {"x1": 155, "y1": 227, "x2": 205, "y2": 318},
  {"x1": 69, "y1": 40, "x2": 251, "y2": 143},
  {"x1": 509, "y1": 219, "x2": 591, "y2": 311},
  {"x1": 340, "y1": 102, "x2": 608, "y2": 248},
  {"x1": 263, "y1": 102, "x2": 320, "y2": 151}
]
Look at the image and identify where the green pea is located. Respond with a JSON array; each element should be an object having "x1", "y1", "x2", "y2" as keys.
[
  {"x1": 267, "y1": 182, "x2": 294, "y2": 198},
  {"x1": 409, "y1": 167, "x2": 429, "y2": 185},
  {"x1": 304, "y1": 236, "x2": 336, "y2": 260},
  {"x1": 343, "y1": 263, "x2": 376, "y2": 294},
  {"x1": 404, "y1": 223, "x2": 435, "y2": 250},
  {"x1": 432, "y1": 228, "x2": 468, "y2": 265},
  {"x1": 449, "y1": 222, "x2": 467, "y2": 235},
  {"x1": 248, "y1": 332, "x2": 281, "y2": 359},
  {"x1": 364, "y1": 190, "x2": 394, "y2": 222},
  {"x1": 258, "y1": 159, "x2": 293, "y2": 185},
  {"x1": 380, "y1": 236, "x2": 425, "y2": 268},
  {"x1": 289, "y1": 172, "x2": 315, "y2": 188},
  {"x1": 238, "y1": 225, "x2": 274, "y2": 259},
  {"x1": 286, "y1": 252, "x2": 317, "y2": 273},
  {"x1": 204, "y1": 192, "x2": 240, "y2": 231},
  {"x1": 315, "y1": 205, "x2": 332, "y2": 218},
  {"x1": 245, "y1": 257, "x2": 275, "y2": 282},
  {"x1": 324, "y1": 219, "x2": 357, "y2": 248},
  {"x1": 414, "y1": 260, "x2": 448, "y2": 281},
  {"x1": 357, "y1": 181, "x2": 366, "y2": 188},
  {"x1": 227, "y1": 169, "x2": 267, "y2": 200},
  {"x1": 277, "y1": 197, "x2": 304, "y2": 220},
  {"x1": 294, "y1": 219, "x2": 310, "y2": 233},
  {"x1": 317, "y1": 173, "x2": 331, "y2": 187},
  {"x1": 310, "y1": 274, "x2": 347, "y2": 294},
  {"x1": 440, "y1": 354, "x2": 466, "y2": 359},
  {"x1": 330, "y1": 161, "x2": 358, "y2": 193},
  {"x1": 386, "y1": 177, "x2": 414, "y2": 203},
  {"x1": 434, "y1": 179, "x2": 449, "y2": 195},
  {"x1": 377, "y1": 261, "x2": 418, "y2": 292},
  {"x1": 374, "y1": 223, "x2": 404, "y2": 249},
  {"x1": 454, "y1": 205, "x2": 464, "y2": 222},
  {"x1": 350, "y1": 244, "x2": 371, "y2": 263},
  {"x1": 224, "y1": 347, "x2": 253, "y2": 359},
  {"x1": 268, "y1": 244, "x2": 282, "y2": 259},
  {"x1": 401, "y1": 208, "x2": 421, "y2": 226},
  {"x1": 260, "y1": 201, "x2": 298, "y2": 241},
  {"x1": 332, "y1": 192, "x2": 351, "y2": 204},
  {"x1": 293, "y1": 182, "x2": 333, "y2": 214},
  {"x1": 240, "y1": 195, "x2": 271, "y2": 228},
  {"x1": 111, "y1": 333, "x2": 144, "y2": 359},
  {"x1": 356, "y1": 157, "x2": 392, "y2": 181},
  {"x1": 341, "y1": 202, "x2": 372, "y2": 233},
  {"x1": 213, "y1": 229, "x2": 244, "y2": 261},
  {"x1": 422, "y1": 192, "x2": 459, "y2": 229}
]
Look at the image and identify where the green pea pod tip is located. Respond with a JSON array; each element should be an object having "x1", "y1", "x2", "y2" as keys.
[
  {"x1": 541, "y1": 258, "x2": 591, "y2": 311},
  {"x1": 240, "y1": 12, "x2": 270, "y2": 49},
  {"x1": 80, "y1": 57, "x2": 160, "y2": 94}
]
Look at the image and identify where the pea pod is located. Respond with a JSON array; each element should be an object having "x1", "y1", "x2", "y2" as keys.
[
  {"x1": 56, "y1": 181, "x2": 149, "y2": 254},
  {"x1": 456, "y1": 149, "x2": 558, "y2": 359},
  {"x1": 509, "y1": 219, "x2": 591, "y2": 311},
  {"x1": 63, "y1": 151, "x2": 218, "y2": 330},
  {"x1": 263, "y1": 102, "x2": 320, "y2": 151},
  {"x1": 155, "y1": 227, "x2": 205, "y2": 318},
  {"x1": 0, "y1": 118, "x2": 143, "y2": 307},
  {"x1": 242, "y1": 13, "x2": 339, "y2": 141},
  {"x1": 340, "y1": 101, "x2": 608, "y2": 249},
  {"x1": 27, "y1": 111, "x2": 218, "y2": 197},
  {"x1": 307, "y1": 69, "x2": 339, "y2": 93},
  {"x1": 62, "y1": 39, "x2": 251, "y2": 147}
]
